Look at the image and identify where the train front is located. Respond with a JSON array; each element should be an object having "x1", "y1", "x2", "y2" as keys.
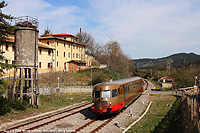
[{"x1": 92, "y1": 84, "x2": 123, "y2": 115}]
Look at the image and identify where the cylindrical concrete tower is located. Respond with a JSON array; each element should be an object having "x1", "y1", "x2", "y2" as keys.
[
  {"x1": 15, "y1": 27, "x2": 38, "y2": 67},
  {"x1": 13, "y1": 16, "x2": 40, "y2": 107}
]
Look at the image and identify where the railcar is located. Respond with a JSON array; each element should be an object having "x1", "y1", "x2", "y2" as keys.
[{"x1": 92, "y1": 77, "x2": 144, "y2": 114}]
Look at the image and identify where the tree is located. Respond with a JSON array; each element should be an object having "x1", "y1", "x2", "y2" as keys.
[
  {"x1": 43, "y1": 26, "x2": 52, "y2": 35},
  {"x1": 102, "y1": 39, "x2": 133, "y2": 77},
  {"x1": 0, "y1": 1, "x2": 15, "y2": 76},
  {"x1": 76, "y1": 31, "x2": 102, "y2": 58}
]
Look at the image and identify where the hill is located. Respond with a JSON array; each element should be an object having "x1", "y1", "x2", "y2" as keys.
[{"x1": 133, "y1": 52, "x2": 200, "y2": 69}]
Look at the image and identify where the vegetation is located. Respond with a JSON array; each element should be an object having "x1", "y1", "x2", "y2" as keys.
[
  {"x1": 39, "y1": 93, "x2": 91, "y2": 110},
  {"x1": 42, "y1": 25, "x2": 53, "y2": 35},
  {"x1": 0, "y1": 0, "x2": 16, "y2": 94},
  {"x1": 38, "y1": 68, "x2": 125, "y2": 86},
  {"x1": 0, "y1": 93, "x2": 91, "y2": 119},
  {"x1": 0, "y1": 97, "x2": 28, "y2": 115},
  {"x1": 128, "y1": 95, "x2": 182, "y2": 133},
  {"x1": 133, "y1": 52, "x2": 200, "y2": 69},
  {"x1": 0, "y1": 1, "x2": 15, "y2": 74},
  {"x1": 76, "y1": 32, "x2": 133, "y2": 78}
]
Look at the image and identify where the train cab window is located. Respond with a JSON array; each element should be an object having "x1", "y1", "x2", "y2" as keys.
[
  {"x1": 102, "y1": 90, "x2": 111, "y2": 98},
  {"x1": 125, "y1": 86, "x2": 127, "y2": 92},
  {"x1": 95, "y1": 91, "x2": 100, "y2": 98},
  {"x1": 112, "y1": 89, "x2": 118, "y2": 97},
  {"x1": 128, "y1": 85, "x2": 130, "y2": 91},
  {"x1": 118, "y1": 88, "x2": 120, "y2": 95}
]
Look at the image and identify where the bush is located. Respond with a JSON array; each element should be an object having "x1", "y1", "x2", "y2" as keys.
[
  {"x1": 10, "y1": 98, "x2": 27, "y2": 111},
  {"x1": 0, "y1": 96, "x2": 28, "y2": 116},
  {"x1": 0, "y1": 96, "x2": 11, "y2": 115}
]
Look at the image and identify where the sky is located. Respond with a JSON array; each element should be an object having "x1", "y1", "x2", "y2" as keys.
[{"x1": 2, "y1": 0, "x2": 200, "y2": 59}]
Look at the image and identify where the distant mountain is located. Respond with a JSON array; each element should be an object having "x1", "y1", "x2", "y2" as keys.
[{"x1": 133, "y1": 53, "x2": 200, "y2": 69}]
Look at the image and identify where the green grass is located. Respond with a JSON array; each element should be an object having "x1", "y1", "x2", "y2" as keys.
[
  {"x1": 39, "y1": 93, "x2": 92, "y2": 111},
  {"x1": 127, "y1": 95, "x2": 180, "y2": 133},
  {"x1": 0, "y1": 93, "x2": 92, "y2": 120}
]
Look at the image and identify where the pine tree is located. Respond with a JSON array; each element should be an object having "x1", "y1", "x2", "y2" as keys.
[
  {"x1": 0, "y1": 1, "x2": 16, "y2": 75},
  {"x1": 43, "y1": 26, "x2": 52, "y2": 35}
]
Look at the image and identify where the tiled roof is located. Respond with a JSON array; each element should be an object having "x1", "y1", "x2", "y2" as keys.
[
  {"x1": 159, "y1": 76, "x2": 174, "y2": 82},
  {"x1": 6, "y1": 38, "x2": 14, "y2": 43},
  {"x1": 52, "y1": 33, "x2": 73, "y2": 36},
  {"x1": 39, "y1": 35, "x2": 84, "y2": 46},
  {"x1": 67, "y1": 60, "x2": 86, "y2": 64},
  {"x1": 5, "y1": 37, "x2": 55, "y2": 50},
  {"x1": 38, "y1": 43, "x2": 55, "y2": 49}
]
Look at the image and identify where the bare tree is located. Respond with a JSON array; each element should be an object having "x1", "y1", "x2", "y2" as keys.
[
  {"x1": 102, "y1": 39, "x2": 133, "y2": 77},
  {"x1": 76, "y1": 31, "x2": 134, "y2": 77},
  {"x1": 76, "y1": 31, "x2": 102, "y2": 58}
]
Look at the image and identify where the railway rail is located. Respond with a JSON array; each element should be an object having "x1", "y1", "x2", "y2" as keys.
[
  {"x1": 1, "y1": 79, "x2": 149, "y2": 133},
  {"x1": 73, "y1": 79, "x2": 149, "y2": 133},
  {"x1": 1, "y1": 102, "x2": 92, "y2": 133}
]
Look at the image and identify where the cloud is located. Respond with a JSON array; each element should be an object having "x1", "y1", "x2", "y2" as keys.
[
  {"x1": 86, "y1": 0, "x2": 200, "y2": 58},
  {"x1": 2, "y1": 0, "x2": 86, "y2": 35},
  {"x1": 2, "y1": 0, "x2": 200, "y2": 58}
]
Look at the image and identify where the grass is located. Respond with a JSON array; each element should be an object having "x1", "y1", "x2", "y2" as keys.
[
  {"x1": 127, "y1": 94, "x2": 181, "y2": 133},
  {"x1": 0, "y1": 93, "x2": 92, "y2": 122},
  {"x1": 39, "y1": 93, "x2": 92, "y2": 111}
]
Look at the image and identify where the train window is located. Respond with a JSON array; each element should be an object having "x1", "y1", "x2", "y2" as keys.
[
  {"x1": 125, "y1": 86, "x2": 127, "y2": 92},
  {"x1": 112, "y1": 89, "x2": 118, "y2": 97},
  {"x1": 128, "y1": 85, "x2": 130, "y2": 91},
  {"x1": 95, "y1": 91, "x2": 100, "y2": 98},
  {"x1": 121, "y1": 88, "x2": 123, "y2": 94},
  {"x1": 102, "y1": 90, "x2": 111, "y2": 98},
  {"x1": 118, "y1": 88, "x2": 120, "y2": 95}
]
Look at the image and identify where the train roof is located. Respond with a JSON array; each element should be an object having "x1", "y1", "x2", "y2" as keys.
[{"x1": 94, "y1": 77, "x2": 142, "y2": 86}]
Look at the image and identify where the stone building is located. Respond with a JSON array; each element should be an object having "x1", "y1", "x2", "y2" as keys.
[{"x1": 158, "y1": 76, "x2": 174, "y2": 89}]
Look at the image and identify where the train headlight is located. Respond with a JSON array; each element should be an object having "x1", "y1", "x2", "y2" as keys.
[{"x1": 110, "y1": 102, "x2": 112, "y2": 105}]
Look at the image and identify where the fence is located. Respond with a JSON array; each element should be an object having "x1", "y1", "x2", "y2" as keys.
[
  {"x1": 181, "y1": 89, "x2": 199, "y2": 132},
  {"x1": 39, "y1": 84, "x2": 93, "y2": 95}
]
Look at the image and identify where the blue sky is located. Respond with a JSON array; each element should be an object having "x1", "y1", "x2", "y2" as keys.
[{"x1": 2, "y1": 0, "x2": 200, "y2": 59}]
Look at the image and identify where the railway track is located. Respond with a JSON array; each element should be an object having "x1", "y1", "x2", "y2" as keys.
[
  {"x1": 1, "y1": 79, "x2": 150, "y2": 133},
  {"x1": 73, "y1": 113, "x2": 117, "y2": 133},
  {"x1": 73, "y1": 80, "x2": 150, "y2": 133},
  {"x1": 1, "y1": 102, "x2": 92, "y2": 133}
]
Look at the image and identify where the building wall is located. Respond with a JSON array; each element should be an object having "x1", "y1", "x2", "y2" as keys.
[
  {"x1": 1, "y1": 33, "x2": 88, "y2": 76},
  {"x1": 0, "y1": 43, "x2": 15, "y2": 64},
  {"x1": 38, "y1": 48, "x2": 53, "y2": 73},
  {"x1": 39, "y1": 35, "x2": 85, "y2": 72},
  {"x1": 68, "y1": 62, "x2": 78, "y2": 73},
  {"x1": 0, "y1": 43, "x2": 15, "y2": 75},
  {"x1": 85, "y1": 54, "x2": 94, "y2": 67},
  {"x1": 162, "y1": 82, "x2": 173, "y2": 89}
]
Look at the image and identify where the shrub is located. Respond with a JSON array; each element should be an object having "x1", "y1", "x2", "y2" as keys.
[
  {"x1": 0, "y1": 96, "x2": 28, "y2": 116},
  {"x1": 10, "y1": 98, "x2": 27, "y2": 111},
  {"x1": 0, "y1": 96, "x2": 11, "y2": 115}
]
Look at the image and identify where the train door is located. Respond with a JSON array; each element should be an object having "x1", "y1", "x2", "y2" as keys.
[{"x1": 123, "y1": 85, "x2": 126, "y2": 104}]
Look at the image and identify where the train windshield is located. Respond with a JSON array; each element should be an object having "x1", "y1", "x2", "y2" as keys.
[
  {"x1": 102, "y1": 90, "x2": 111, "y2": 98},
  {"x1": 95, "y1": 91, "x2": 100, "y2": 98}
]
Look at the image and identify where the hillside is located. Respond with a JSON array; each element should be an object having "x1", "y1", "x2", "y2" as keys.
[{"x1": 133, "y1": 52, "x2": 200, "y2": 69}]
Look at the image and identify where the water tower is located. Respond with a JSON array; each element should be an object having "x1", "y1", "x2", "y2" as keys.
[{"x1": 13, "y1": 16, "x2": 40, "y2": 106}]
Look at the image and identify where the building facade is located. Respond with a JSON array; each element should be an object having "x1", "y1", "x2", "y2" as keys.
[
  {"x1": 0, "y1": 32, "x2": 89, "y2": 75},
  {"x1": 39, "y1": 33, "x2": 86, "y2": 72}
]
